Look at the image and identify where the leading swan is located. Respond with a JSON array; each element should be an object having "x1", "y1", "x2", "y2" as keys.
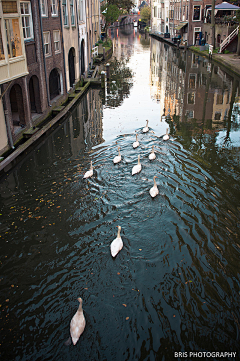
[
  {"x1": 143, "y1": 120, "x2": 149, "y2": 133},
  {"x1": 83, "y1": 161, "x2": 93, "y2": 178},
  {"x1": 113, "y1": 146, "x2": 121, "y2": 164}
]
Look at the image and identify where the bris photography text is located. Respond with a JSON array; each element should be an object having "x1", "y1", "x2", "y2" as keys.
[{"x1": 174, "y1": 352, "x2": 237, "y2": 358}]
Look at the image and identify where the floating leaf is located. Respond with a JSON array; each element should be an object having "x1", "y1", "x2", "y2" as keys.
[
  {"x1": 117, "y1": 272, "x2": 120, "y2": 275},
  {"x1": 122, "y1": 304, "x2": 127, "y2": 307},
  {"x1": 126, "y1": 317, "x2": 129, "y2": 320}
]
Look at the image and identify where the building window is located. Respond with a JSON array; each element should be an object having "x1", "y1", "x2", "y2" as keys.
[
  {"x1": 53, "y1": 30, "x2": 60, "y2": 52},
  {"x1": 0, "y1": 19, "x2": 5, "y2": 60},
  {"x1": 40, "y1": 0, "x2": 48, "y2": 17},
  {"x1": 193, "y1": 5, "x2": 201, "y2": 21},
  {"x1": 79, "y1": 0, "x2": 84, "y2": 21},
  {"x1": 62, "y1": 0, "x2": 68, "y2": 26},
  {"x1": 51, "y1": 0, "x2": 58, "y2": 16},
  {"x1": 20, "y1": 2, "x2": 33, "y2": 40},
  {"x1": 185, "y1": 110, "x2": 194, "y2": 119},
  {"x1": 5, "y1": 18, "x2": 23, "y2": 58},
  {"x1": 43, "y1": 31, "x2": 51, "y2": 56},
  {"x1": 70, "y1": 0, "x2": 75, "y2": 25},
  {"x1": 189, "y1": 74, "x2": 196, "y2": 88},
  {"x1": 187, "y1": 92, "x2": 195, "y2": 104}
]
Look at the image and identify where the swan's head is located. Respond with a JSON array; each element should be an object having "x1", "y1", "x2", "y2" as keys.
[
  {"x1": 90, "y1": 161, "x2": 93, "y2": 168},
  {"x1": 138, "y1": 154, "x2": 140, "y2": 160},
  {"x1": 118, "y1": 146, "x2": 120, "y2": 151},
  {"x1": 146, "y1": 120, "x2": 149, "y2": 125},
  {"x1": 118, "y1": 226, "x2": 121, "y2": 231},
  {"x1": 153, "y1": 176, "x2": 158, "y2": 180},
  {"x1": 152, "y1": 145, "x2": 154, "y2": 150},
  {"x1": 78, "y1": 297, "x2": 83, "y2": 304}
]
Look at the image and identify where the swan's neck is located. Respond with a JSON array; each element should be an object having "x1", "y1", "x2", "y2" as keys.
[
  {"x1": 166, "y1": 129, "x2": 168, "y2": 135},
  {"x1": 78, "y1": 303, "x2": 83, "y2": 313},
  {"x1": 138, "y1": 157, "x2": 140, "y2": 165},
  {"x1": 136, "y1": 134, "x2": 138, "y2": 141},
  {"x1": 90, "y1": 161, "x2": 93, "y2": 169},
  {"x1": 118, "y1": 149, "x2": 121, "y2": 156},
  {"x1": 154, "y1": 177, "x2": 157, "y2": 187},
  {"x1": 117, "y1": 227, "x2": 121, "y2": 238}
]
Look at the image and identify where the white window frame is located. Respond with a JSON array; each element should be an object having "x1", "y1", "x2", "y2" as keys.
[
  {"x1": 0, "y1": 18, "x2": 5, "y2": 61},
  {"x1": 51, "y1": 0, "x2": 58, "y2": 16},
  {"x1": 41, "y1": 0, "x2": 48, "y2": 17},
  {"x1": 53, "y1": 30, "x2": 60, "y2": 53},
  {"x1": 43, "y1": 31, "x2": 51, "y2": 56},
  {"x1": 70, "y1": 0, "x2": 75, "y2": 26},
  {"x1": 20, "y1": 2, "x2": 33, "y2": 40}
]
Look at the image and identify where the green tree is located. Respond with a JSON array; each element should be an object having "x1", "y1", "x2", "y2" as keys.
[
  {"x1": 107, "y1": 0, "x2": 135, "y2": 13},
  {"x1": 140, "y1": 5, "x2": 151, "y2": 24},
  {"x1": 236, "y1": 10, "x2": 240, "y2": 56},
  {"x1": 101, "y1": 4, "x2": 120, "y2": 38}
]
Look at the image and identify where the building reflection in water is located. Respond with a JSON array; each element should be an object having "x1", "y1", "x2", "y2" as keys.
[{"x1": 150, "y1": 39, "x2": 239, "y2": 139}]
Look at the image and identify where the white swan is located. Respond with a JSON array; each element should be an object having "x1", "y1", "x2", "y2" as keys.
[
  {"x1": 83, "y1": 161, "x2": 93, "y2": 178},
  {"x1": 143, "y1": 119, "x2": 149, "y2": 133},
  {"x1": 132, "y1": 154, "x2": 142, "y2": 175},
  {"x1": 133, "y1": 134, "x2": 139, "y2": 149},
  {"x1": 163, "y1": 128, "x2": 169, "y2": 141},
  {"x1": 149, "y1": 176, "x2": 159, "y2": 198},
  {"x1": 113, "y1": 146, "x2": 121, "y2": 164},
  {"x1": 110, "y1": 226, "x2": 123, "y2": 257},
  {"x1": 66, "y1": 298, "x2": 86, "y2": 346},
  {"x1": 149, "y1": 145, "x2": 156, "y2": 160}
]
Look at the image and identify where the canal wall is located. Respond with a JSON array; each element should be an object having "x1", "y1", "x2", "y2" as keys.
[{"x1": 0, "y1": 80, "x2": 93, "y2": 176}]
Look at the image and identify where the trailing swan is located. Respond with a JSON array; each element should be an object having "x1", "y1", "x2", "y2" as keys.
[{"x1": 65, "y1": 298, "x2": 86, "y2": 346}]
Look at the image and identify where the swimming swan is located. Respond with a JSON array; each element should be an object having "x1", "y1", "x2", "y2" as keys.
[
  {"x1": 83, "y1": 161, "x2": 93, "y2": 178},
  {"x1": 149, "y1": 145, "x2": 156, "y2": 160},
  {"x1": 163, "y1": 128, "x2": 169, "y2": 141},
  {"x1": 149, "y1": 176, "x2": 159, "y2": 198},
  {"x1": 66, "y1": 298, "x2": 86, "y2": 346},
  {"x1": 113, "y1": 146, "x2": 121, "y2": 164},
  {"x1": 110, "y1": 226, "x2": 123, "y2": 257},
  {"x1": 133, "y1": 134, "x2": 139, "y2": 149},
  {"x1": 132, "y1": 154, "x2": 142, "y2": 175},
  {"x1": 143, "y1": 120, "x2": 149, "y2": 133}
]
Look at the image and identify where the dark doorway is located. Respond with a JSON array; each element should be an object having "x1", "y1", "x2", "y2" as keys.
[
  {"x1": 81, "y1": 39, "x2": 85, "y2": 75},
  {"x1": 9, "y1": 84, "x2": 25, "y2": 127},
  {"x1": 49, "y1": 68, "x2": 61, "y2": 100},
  {"x1": 29, "y1": 75, "x2": 41, "y2": 113},
  {"x1": 68, "y1": 47, "x2": 75, "y2": 88}
]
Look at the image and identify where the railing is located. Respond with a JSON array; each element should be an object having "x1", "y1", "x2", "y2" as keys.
[
  {"x1": 92, "y1": 46, "x2": 98, "y2": 58},
  {"x1": 219, "y1": 25, "x2": 239, "y2": 53}
]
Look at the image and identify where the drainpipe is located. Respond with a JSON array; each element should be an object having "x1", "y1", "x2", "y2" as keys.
[
  {"x1": 37, "y1": 0, "x2": 50, "y2": 106},
  {"x1": 59, "y1": 0, "x2": 68, "y2": 93},
  {"x1": 1, "y1": 85, "x2": 14, "y2": 149}
]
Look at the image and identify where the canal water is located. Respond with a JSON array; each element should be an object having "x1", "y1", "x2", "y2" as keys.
[{"x1": 0, "y1": 26, "x2": 240, "y2": 361}]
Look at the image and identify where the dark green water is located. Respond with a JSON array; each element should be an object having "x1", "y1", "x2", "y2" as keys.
[{"x1": 0, "y1": 27, "x2": 240, "y2": 361}]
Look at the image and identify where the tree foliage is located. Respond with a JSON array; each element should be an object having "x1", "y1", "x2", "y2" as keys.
[
  {"x1": 101, "y1": 4, "x2": 120, "y2": 26},
  {"x1": 140, "y1": 5, "x2": 151, "y2": 24},
  {"x1": 107, "y1": 0, "x2": 135, "y2": 13}
]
